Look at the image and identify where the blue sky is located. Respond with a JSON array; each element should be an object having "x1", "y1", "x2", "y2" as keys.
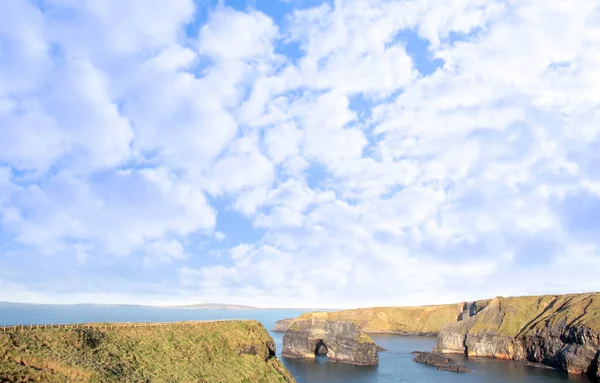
[{"x1": 1, "y1": 0, "x2": 600, "y2": 308}]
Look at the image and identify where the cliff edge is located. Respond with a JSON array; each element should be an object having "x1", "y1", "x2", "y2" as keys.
[
  {"x1": 272, "y1": 318, "x2": 295, "y2": 332},
  {"x1": 435, "y1": 293, "x2": 600, "y2": 379},
  {"x1": 285, "y1": 303, "x2": 472, "y2": 335},
  {"x1": 0, "y1": 320, "x2": 296, "y2": 383}
]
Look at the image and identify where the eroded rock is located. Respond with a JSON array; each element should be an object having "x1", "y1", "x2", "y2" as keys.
[
  {"x1": 282, "y1": 317, "x2": 379, "y2": 365},
  {"x1": 435, "y1": 294, "x2": 600, "y2": 379},
  {"x1": 412, "y1": 351, "x2": 471, "y2": 373}
]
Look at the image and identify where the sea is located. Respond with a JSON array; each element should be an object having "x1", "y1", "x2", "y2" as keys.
[{"x1": 0, "y1": 303, "x2": 591, "y2": 382}]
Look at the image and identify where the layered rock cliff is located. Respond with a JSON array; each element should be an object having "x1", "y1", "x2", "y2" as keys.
[
  {"x1": 435, "y1": 293, "x2": 600, "y2": 379},
  {"x1": 0, "y1": 320, "x2": 296, "y2": 383},
  {"x1": 282, "y1": 314, "x2": 379, "y2": 365}
]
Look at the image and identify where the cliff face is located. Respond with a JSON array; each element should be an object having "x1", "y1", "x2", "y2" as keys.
[
  {"x1": 0, "y1": 320, "x2": 296, "y2": 383},
  {"x1": 435, "y1": 293, "x2": 600, "y2": 378},
  {"x1": 282, "y1": 315, "x2": 379, "y2": 365}
]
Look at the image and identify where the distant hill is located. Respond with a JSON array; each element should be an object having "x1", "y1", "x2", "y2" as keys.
[
  {"x1": 164, "y1": 303, "x2": 260, "y2": 310},
  {"x1": 0, "y1": 301, "x2": 331, "y2": 311}
]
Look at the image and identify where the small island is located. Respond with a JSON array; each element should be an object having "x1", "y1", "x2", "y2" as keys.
[{"x1": 412, "y1": 351, "x2": 471, "y2": 373}]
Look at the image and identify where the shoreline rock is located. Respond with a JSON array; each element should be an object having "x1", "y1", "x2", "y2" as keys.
[
  {"x1": 282, "y1": 316, "x2": 379, "y2": 365},
  {"x1": 278, "y1": 292, "x2": 600, "y2": 379},
  {"x1": 412, "y1": 351, "x2": 471, "y2": 373},
  {"x1": 435, "y1": 294, "x2": 600, "y2": 379}
]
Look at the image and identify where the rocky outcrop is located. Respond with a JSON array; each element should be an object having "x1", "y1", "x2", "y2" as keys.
[
  {"x1": 272, "y1": 318, "x2": 294, "y2": 332},
  {"x1": 435, "y1": 293, "x2": 600, "y2": 379},
  {"x1": 279, "y1": 292, "x2": 600, "y2": 377},
  {"x1": 282, "y1": 315, "x2": 379, "y2": 365},
  {"x1": 412, "y1": 351, "x2": 471, "y2": 373}
]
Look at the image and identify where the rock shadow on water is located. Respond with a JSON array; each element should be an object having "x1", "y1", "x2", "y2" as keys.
[
  {"x1": 283, "y1": 354, "x2": 379, "y2": 383},
  {"x1": 448, "y1": 354, "x2": 594, "y2": 382},
  {"x1": 315, "y1": 340, "x2": 328, "y2": 355}
]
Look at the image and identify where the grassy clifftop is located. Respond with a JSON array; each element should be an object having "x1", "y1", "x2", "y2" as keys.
[
  {"x1": 298, "y1": 304, "x2": 464, "y2": 334},
  {"x1": 0, "y1": 320, "x2": 295, "y2": 383},
  {"x1": 468, "y1": 292, "x2": 600, "y2": 337},
  {"x1": 295, "y1": 292, "x2": 600, "y2": 336}
]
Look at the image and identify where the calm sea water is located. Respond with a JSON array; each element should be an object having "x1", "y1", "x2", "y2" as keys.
[{"x1": 0, "y1": 303, "x2": 591, "y2": 382}]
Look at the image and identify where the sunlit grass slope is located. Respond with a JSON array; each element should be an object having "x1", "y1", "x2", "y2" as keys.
[
  {"x1": 298, "y1": 292, "x2": 600, "y2": 336},
  {"x1": 298, "y1": 304, "x2": 465, "y2": 334},
  {"x1": 467, "y1": 292, "x2": 600, "y2": 336},
  {"x1": 0, "y1": 320, "x2": 295, "y2": 383}
]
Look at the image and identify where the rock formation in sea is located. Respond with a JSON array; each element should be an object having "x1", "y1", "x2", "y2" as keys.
[
  {"x1": 281, "y1": 315, "x2": 379, "y2": 365},
  {"x1": 412, "y1": 351, "x2": 471, "y2": 373},
  {"x1": 435, "y1": 293, "x2": 600, "y2": 379},
  {"x1": 0, "y1": 320, "x2": 296, "y2": 383},
  {"x1": 272, "y1": 317, "x2": 294, "y2": 332},
  {"x1": 281, "y1": 292, "x2": 600, "y2": 379}
]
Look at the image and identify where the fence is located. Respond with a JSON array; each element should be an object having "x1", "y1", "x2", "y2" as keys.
[{"x1": 1, "y1": 319, "x2": 245, "y2": 332}]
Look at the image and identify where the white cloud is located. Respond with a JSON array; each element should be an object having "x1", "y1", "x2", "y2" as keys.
[
  {"x1": 142, "y1": 238, "x2": 186, "y2": 267},
  {"x1": 264, "y1": 122, "x2": 301, "y2": 164},
  {"x1": 198, "y1": 7, "x2": 279, "y2": 61},
  {"x1": 204, "y1": 148, "x2": 275, "y2": 197},
  {"x1": 1, "y1": 0, "x2": 600, "y2": 307},
  {"x1": 1, "y1": 167, "x2": 215, "y2": 260}
]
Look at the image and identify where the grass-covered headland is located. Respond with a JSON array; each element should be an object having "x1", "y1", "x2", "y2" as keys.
[{"x1": 0, "y1": 320, "x2": 296, "y2": 383}]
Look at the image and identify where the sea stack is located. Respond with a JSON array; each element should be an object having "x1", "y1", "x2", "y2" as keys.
[{"x1": 282, "y1": 314, "x2": 379, "y2": 365}]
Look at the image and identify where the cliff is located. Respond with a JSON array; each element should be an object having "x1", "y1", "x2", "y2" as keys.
[
  {"x1": 435, "y1": 293, "x2": 600, "y2": 379},
  {"x1": 0, "y1": 320, "x2": 296, "y2": 383},
  {"x1": 282, "y1": 314, "x2": 379, "y2": 365},
  {"x1": 272, "y1": 318, "x2": 295, "y2": 332},
  {"x1": 290, "y1": 303, "x2": 468, "y2": 335}
]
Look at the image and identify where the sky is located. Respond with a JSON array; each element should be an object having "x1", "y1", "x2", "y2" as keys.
[{"x1": 0, "y1": 0, "x2": 599, "y2": 309}]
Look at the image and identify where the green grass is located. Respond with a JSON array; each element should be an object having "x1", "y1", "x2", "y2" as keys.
[
  {"x1": 297, "y1": 292, "x2": 600, "y2": 336},
  {"x1": 468, "y1": 293, "x2": 600, "y2": 337},
  {"x1": 0, "y1": 320, "x2": 295, "y2": 383},
  {"x1": 299, "y1": 304, "x2": 463, "y2": 334}
]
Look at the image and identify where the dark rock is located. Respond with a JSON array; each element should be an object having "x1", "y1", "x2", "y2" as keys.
[
  {"x1": 315, "y1": 341, "x2": 328, "y2": 355},
  {"x1": 412, "y1": 351, "x2": 471, "y2": 373},
  {"x1": 457, "y1": 301, "x2": 482, "y2": 321},
  {"x1": 236, "y1": 345, "x2": 257, "y2": 356},
  {"x1": 282, "y1": 317, "x2": 379, "y2": 365},
  {"x1": 376, "y1": 345, "x2": 386, "y2": 351},
  {"x1": 435, "y1": 295, "x2": 600, "y2": 379}
]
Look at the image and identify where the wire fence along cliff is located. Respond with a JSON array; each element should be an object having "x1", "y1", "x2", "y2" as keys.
[{"x1": 1, "y1": 319, "x2": 245, "y2": 332}]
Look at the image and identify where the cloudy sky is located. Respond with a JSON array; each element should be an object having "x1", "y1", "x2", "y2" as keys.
[{"x1": 1, "y1": 0, "x2": 599, "y2": 308}]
